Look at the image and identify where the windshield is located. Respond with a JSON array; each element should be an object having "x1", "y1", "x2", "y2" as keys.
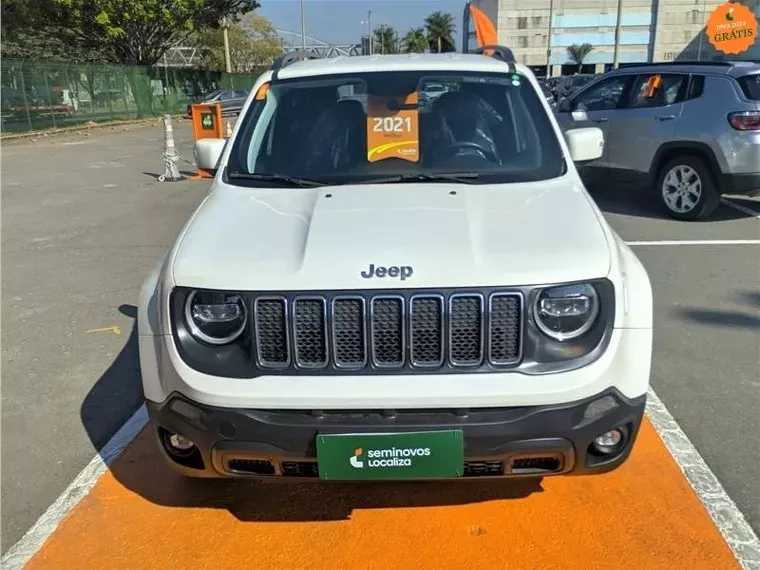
[{"x1": 225, "y1": 70, "x2": 566, "y2": 186}]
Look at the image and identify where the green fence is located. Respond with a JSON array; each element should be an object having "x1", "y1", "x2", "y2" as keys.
[{"x1": 0, "y1": 59, "x2": 266, "y2": 134}]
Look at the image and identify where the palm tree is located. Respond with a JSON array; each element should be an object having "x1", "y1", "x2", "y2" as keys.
[
  {"x1": 373, "y1": 25, "x2": 400, "y2": 54},
  {"x1": 403, "y1": 27, "x2": 428, "y2": 53},
  {"x1": 424, "y1": 11, "x2": 456, "y2": 53},
  {"x1": 566, "y1": 43, "x2": 594, "y2": 73}
]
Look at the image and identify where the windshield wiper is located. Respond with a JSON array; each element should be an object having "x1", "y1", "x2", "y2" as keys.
[
  {"x1": 357, "y1": 172, "x2": 481, "y2": 185},
  {"x1": 226, "y1": 171, "x2": 327, "y2": 188}
]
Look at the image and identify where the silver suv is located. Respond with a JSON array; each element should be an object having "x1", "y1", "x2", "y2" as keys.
[{"x1": 555, "y1": 61, "x2": 760, "y2": 220}]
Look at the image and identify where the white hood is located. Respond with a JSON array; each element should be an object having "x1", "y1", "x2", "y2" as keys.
[{"x1": 171, "y1": 178, "x2": 612, "y2": 291}]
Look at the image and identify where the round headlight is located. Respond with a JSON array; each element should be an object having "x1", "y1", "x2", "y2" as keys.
[
  {"x1": 185, "y1": 290, "x2": 247, "y2": 345},
  {"x1": 533, "y1": 284, "x2": 599, "y2": 341}
]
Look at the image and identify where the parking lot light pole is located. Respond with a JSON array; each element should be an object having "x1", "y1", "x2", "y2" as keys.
[
  {"x1": 368, "y1": 10, "x2": 372, "y2": 55},
  {"x1": 361, "y1": 11, "x2": 373, "y2": 55},
  {"x1": 221, "y1": 17, "x2": 232, "y2": 73},
  {"x1": 613, "y1": 0, "x2": 623, "y2": 69},
  {"x1": 546, "y1": 0, "x2": 554, "y2": 77},
  {"x1": 696, "y1": 0, "x2": 707, "y2": 60},
  {"x1": 300, "y1": 0, "x2": 307, "y2": 50}
]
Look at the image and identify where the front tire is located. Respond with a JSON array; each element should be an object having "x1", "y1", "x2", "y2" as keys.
[{"x1": 655, "y1": 156, "x2": 721, "y2": 221}]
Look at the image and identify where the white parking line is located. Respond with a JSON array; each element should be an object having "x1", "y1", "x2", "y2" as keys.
[
  {"x1": 646, "y1": 390, "x2": 760, "y2": 570},
  {"x1": 627, "y1": 240, "x2": 760, "y2": 246},
  {"x1": 722, "y1": 197, "x2": 760, "y2": 219},
  {"x1": 0, "y1": 405, "x2": 148, "y2": 570}
]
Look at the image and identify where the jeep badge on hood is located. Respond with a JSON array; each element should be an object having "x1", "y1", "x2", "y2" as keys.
[{"x1": 361, "y1": 264, "x2": 414, "y2": 281}]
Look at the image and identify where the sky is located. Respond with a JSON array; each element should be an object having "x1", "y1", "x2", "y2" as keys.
[{"x1": 258, "y1": 0, "x2": 466, "y2": 47}]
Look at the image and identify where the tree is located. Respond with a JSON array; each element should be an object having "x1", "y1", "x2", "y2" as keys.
[
  {"x1": 373, "y1": 26, "x2": 400, "y2": 54},
  {"x1": 17, "y1": 0, "x2": 257, "y2": 66},
  {"x1": 567, "y1": 43, "x2": 594, "y2": 72},
  {"x1": 196, "y1": 13, "x2": 282, "y2": 72},
  {"x1": 425, "y1": 11, "x2": 456, "y2": 53},
  {"x1": 10, "y1": 0, "x2": 259, "y2": 117},
  {"x1": 0, "y1": 0, "x2": 106, "y2": 61},
  {"x1": 403, "y1": 27, "x2": 428, "y2": 53}
]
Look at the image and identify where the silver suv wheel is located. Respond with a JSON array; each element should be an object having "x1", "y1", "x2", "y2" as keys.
[
  {"x1": 661, "y1": 165, "x2": 702, "y2": 214},
  {"x1": 655, "y1": 155, "x2": 720, "y2": 221}
]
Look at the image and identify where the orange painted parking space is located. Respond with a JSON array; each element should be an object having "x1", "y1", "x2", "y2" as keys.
[{"x1": 27, "y1": 417, "x2": 739, "y2": 570}]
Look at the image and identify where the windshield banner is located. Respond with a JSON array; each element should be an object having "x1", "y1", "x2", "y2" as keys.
[{"x1": 366, "y1": 93, "x2": 420, "y2": 163}]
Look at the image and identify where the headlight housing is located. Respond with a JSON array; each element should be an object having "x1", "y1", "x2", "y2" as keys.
[
  {"x1": 184, "y1": 290, "x2": 247, "y2": 345},
  {"x1": 533, "y1": 283, "x2": 599, "y2": 341}
]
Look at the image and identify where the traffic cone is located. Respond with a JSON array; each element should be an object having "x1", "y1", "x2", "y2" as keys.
[{"x1": 158, "y1": 114, "x2": 182, "y2": 182}]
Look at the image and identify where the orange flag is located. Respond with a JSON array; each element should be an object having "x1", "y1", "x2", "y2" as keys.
[{"x1": 469, "y1": 3, "x2": 498, "y2": 47}]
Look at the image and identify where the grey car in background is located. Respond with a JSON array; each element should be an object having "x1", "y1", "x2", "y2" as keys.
[
  {"x1": 186, "y1": 89, "x2": 250, "y2": 118},
  {"x1": 554, "y1": 61, "x2": 760, "y2": 221}
]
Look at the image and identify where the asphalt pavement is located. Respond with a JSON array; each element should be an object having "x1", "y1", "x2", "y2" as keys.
[
  {"x1": 1, "y1": 123, "x2": 759, "y2": 555},
  {"x1": 1, "y1": 119, "x2": 206, "y2": 551}
]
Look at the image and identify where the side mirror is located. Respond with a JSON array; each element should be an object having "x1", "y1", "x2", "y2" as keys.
[
  {"x1": 194, "y1": 138, "x2": 227, "y2": 173},
  {"x1": 564, "y1": 127, "x2": 604, "y2": 162},
  {"x1": 557, "y1": 98, "x2": 571, "y2": 112}
]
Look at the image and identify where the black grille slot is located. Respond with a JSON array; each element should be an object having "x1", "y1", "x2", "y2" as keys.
[
  {"x1": 227, "y1": 458, "x2": 276, "y2": 475},
  {"x1": 464, "y1": 460, "x2": 504, "y2": 476},
  {"x1": 510, "y1": 456, "x2": 562, "y2": 474},
  {"x1": 281, "y1": 461, "x2": 319, "y2": 477},
  {"x1": 449, "y1": 295, "x2": 484, "y2": 366},
  {"x1": 254, "y1": 298, "x2": 289, "y2": 367},
  {"x1": 489, "y1": 294, "x2": 522, "y2": 364},
  {"x1": 410, "y1": 296, "x2": 444, "y2": 366},
  {"x1": 371, "y1": 297, "x2": 404, "y2": 367},
  {"x1": 332, "y1": 298, "x2": 367, "y2": 368},
  {"x1": 293, "y1": 298, "x2": 328, "y2": 367}
]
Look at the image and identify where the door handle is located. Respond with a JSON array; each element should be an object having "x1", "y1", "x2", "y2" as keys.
[
  {"x1": 655, "y1": 115, "x2": 676, "y2": 121},
  {"x1": 593, "y1": 117, "x2": 609, "y2": 123}
]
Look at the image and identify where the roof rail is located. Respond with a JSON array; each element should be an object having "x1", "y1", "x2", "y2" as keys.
[
  {"x1": 470, "y1": 45, "x2": 517, "y2": 72},
  {"x1": 471, "y1": 45, "x2": 516, "y2": 62},
  {"x1": 271, "y1": 50, "x2": 320, "y2": 81}
]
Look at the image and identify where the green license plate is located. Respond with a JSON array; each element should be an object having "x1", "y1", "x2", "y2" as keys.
[{"x1": 316, "y1": 430, "x2": 464, "y2": 481}]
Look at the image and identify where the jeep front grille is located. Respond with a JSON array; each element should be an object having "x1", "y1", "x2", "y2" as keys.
[{"x1": 252, "y1": 291, "x2": 522, "y2": 373}]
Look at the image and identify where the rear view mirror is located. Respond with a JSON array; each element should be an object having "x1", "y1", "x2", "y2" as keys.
[
  {"x1": 564, "y1": 127, "x2": 604, "y2": 162},
  {"x1": 194, "y1": 138, "x2": 227, "y2": 173}
]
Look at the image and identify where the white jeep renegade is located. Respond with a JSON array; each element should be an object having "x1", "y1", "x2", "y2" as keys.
[{"x1": 138, "y1": 46, "x2": 653, "y2": 482}]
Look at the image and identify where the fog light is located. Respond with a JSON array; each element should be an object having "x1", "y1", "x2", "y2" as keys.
[
  {"x1": 593, "y1": 429, "x2": 624, "y2": 455},
  {"x1": 163, "y1": 431, "x2": 196, "y2": 457},
  {"x1": 169, "y1": 433, "x2": 194, "y2": 450}
]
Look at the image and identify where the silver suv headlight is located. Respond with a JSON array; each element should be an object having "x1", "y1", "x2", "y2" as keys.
[
  {"x1": 184, "y1": 290, "x2": 247, "y2": 345},
  {"x1": 533, "y1": 283, "x2": 599, "y2": 341}
]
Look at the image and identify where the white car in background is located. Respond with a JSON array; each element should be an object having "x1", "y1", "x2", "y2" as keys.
[
  {"x1": 419, "y1": 82, "x2": 447, "y2": 104},
  {"x1": 138, "y1": 47, "x2": 653, "y2": 483}
]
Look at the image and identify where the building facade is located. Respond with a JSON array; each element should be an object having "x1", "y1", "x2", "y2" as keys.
[{"x1": 463, "y1": 0, "x2": 758, "y2": 76}]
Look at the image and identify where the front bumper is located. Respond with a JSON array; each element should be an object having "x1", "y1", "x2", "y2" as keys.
[{"x1": 146, "y1": 387, "x2": 646, "y2": 481}]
